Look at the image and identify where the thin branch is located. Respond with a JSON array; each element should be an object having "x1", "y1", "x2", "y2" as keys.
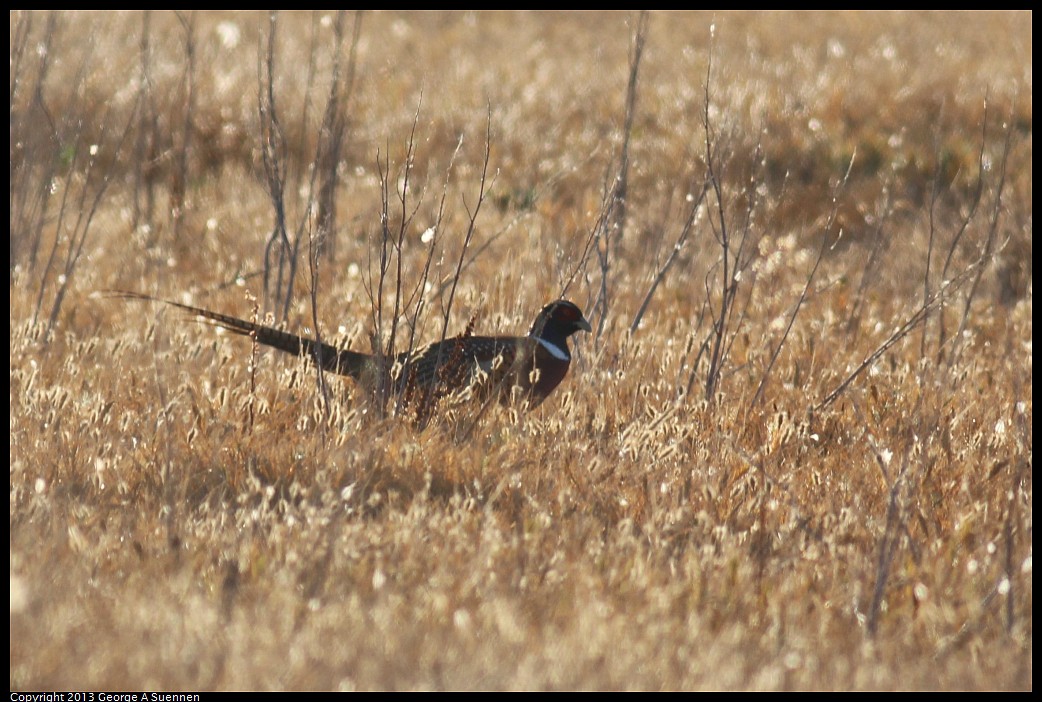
[
  {"x1": 936, "y1": 98, "x2": 988, "y2": 356},
  {"x1": 258, "y1": 11, "x2": 292, "y2": 318},
  {"x1": 815, "y1": 261, "x2": 980, "y2": 413},
  {"x1": 948, "y1": 103, "x2": 1014, "y2": 367},
  {"x1": 416, "y1": 110, "x2": 493, "y2": 426},
  {"x1": 630, "y1": 180, "x2": 709, "y2": 334},
  {"x1": 752, "y1": 151, "x2": 856, "y2": 406}
]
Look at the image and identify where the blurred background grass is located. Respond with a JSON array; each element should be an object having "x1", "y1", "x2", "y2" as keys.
[{"x1": 10, "y1": 11, "x2": 1031, "y2": 690}]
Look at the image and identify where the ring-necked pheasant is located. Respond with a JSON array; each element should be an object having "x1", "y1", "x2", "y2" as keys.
[{"x1": 112, "y1": 292, "x2": 591, "y2": 412}]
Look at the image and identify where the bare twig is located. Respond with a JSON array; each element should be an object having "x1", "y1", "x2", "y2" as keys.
[
  {"x1": 415, "y1": 110, "x2": 493, "y2": 426},
  {"x1": 697, "y1": 41, "x2": 758, "y2": 402},
  {"x1": 613, "y1": 10, "x2": 649, "y2": 245},
  {"x1": 12, "y1": 12, "x2": 61, "y2": 275},
  {"x1": 587, "y1": 12, "x2": 648, "y2": 338},
  {"x1": 131, "y1": 11, "x2": 159, "y2": 234},
  {"x1": 815, "y1": 261, "x2": 980, "y2": 413},
  {"x1": 630, "y1": 180, "x2": 709, "y2": 334},
  {"x1": 936, "y1": 99, "x2": 988, "y2": 357},
  {"x1": 27, "y1": 37, "x2": 138, "y2": 342},
  {"x1": 948, "y1": 104, "x2": 1014, "y2": 368},
  {"x1": 361, "y1": 100, "x2": 428, "y2": 412},
  {"x1": 920, "y1": 101, "x2": 947, "y2": 361},
  {"x1": 439, "y1": 110, "x2": 494, "y2": 348},
  {"x1": 844, "y1": 184, "x2": 894, "y2": 335},
  {"x1": 752, "y1": 152, "x2": 856, "y2": 406},
  {"x1": 257, "y1": 10, "x2": 359, "y2": 324},
  {"x1": 751, "y1": 235, "x2": 825, "y2": 407},
  {"x1": 866, "y1": 438, "x2": 912, "y2": 637},
  {"x1": 306, "y1": 221, "x2": 333, "y2": 423},
  {"x1": 43, "y1": 110, "x2": 138, "y2": 343},
  {"x1": 392, "y1": 132, "x2": 465, "y2": 418},
  {"x1": 171, "y1": 12, "x2": 196, "y2": 240},
  {"x1": 314, "y1": 10, "x2": 363, "y2": 261},
  {"x1": 258, "y1": 11, "x2": 294, "y2": 319}
]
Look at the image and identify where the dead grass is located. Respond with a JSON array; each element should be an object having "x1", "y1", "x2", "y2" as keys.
[{"x1": 10, "y1": 10, "x2": 1031, "y2": 691}]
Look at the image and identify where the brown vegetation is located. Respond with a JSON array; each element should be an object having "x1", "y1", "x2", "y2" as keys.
[{"x1": 10, "y1": 10, "x2": 1031, "y2": 690}]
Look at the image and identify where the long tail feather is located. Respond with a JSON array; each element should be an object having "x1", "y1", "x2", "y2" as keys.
[{"x1": 105, "y1": 291, "x2": 371, "y2": 378}]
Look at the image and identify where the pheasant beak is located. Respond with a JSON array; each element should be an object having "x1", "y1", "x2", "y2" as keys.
[{"x1": 577, "y1": 316, "x2": 592, "y2": 333}]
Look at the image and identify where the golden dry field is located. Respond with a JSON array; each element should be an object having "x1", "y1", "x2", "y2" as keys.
[{"x1": 9, "y1": 10, "x2": 1032, "y2": 691}]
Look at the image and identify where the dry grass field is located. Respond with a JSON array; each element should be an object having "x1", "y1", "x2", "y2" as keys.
[{"x1": 9, "y1": 10, "x2": 1032, "y2": 690}]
